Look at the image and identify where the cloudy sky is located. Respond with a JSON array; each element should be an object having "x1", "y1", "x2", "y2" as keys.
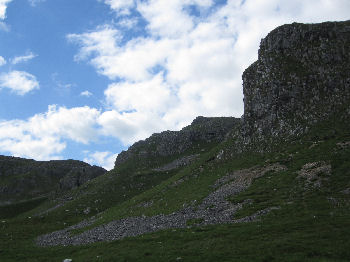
[{"x1": 0, "y1": 0, "x2": 349, "y2": 169}]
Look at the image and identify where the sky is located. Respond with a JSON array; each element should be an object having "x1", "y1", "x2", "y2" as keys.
[{"x1": 0, "y1": 0, "x2": 349, "y2": 170}]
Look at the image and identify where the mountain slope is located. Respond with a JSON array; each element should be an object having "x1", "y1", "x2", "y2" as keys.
[
  {"x1": 15, "y1": 116, "x2": 238, "y2": 224},
  {"x1": 0, "y1": 20, "x2": 350, "y2": 262}
]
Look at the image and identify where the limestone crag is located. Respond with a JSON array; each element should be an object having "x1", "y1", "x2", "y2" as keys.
[
  {"x1": 115, "y1": 116, "x2": 239, "y2": 168},
  {"x1": 239, "y1": 21, "x2": 350, "y2": 150},
  {"x1": 0, "y1": 156, "x2": 106, "y2": 203}
]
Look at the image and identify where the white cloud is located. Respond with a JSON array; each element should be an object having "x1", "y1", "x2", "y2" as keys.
[
  {"x1": 84, "y1": 151, "x2": 118, "y2": 170},
  {"x1": 117, "y1": 17, "x2": 138, "y2": 29},
  {"x1": 0, "y1": 132, "x2": 65, "y2": 160},
  {"x1": 0, "y1": 105, "x2": 101, "y2": 160},
  {"x1": 0, "y1": 118, "x2": 66, "y2": 160},
  {"x1": 80, "y1": 90, "x2": 93, "y2": 97},
  {"x1": 138, "y1": 0, "x2": 214, "y2": 38},
  {"x1": 0, "y1": 56, "x2": 6, "y2": 66},
  {"x1": 137, "y1": 0, "x2": 195, "y2": 38},
  {"x1": 104, "y1": 73, "x2": 174, "y2": 113},
  {"x1": 67, "y1": 0, "x2": 350, "y2": 147},
  {"x1": 102, "y1": 0, "x2": 135, "y2": 15},
  {"x1": 29, "y1": 105, "x2": 101, "y2": 144},
  {"x1": 11, "y1": 51, "x2": 37, "y2": 65},
  {"x1": 0, "y1": 71, "x2": 39, "y2": 95},
  {"x1": 98, "y1": 109, "x2": 167, "y2": 145},
  {"x1": 0, "y1": 0, "x2": 12, "y2": 20},
  {"x1": 68, "y1": 26, "x2": 173, "y2": 81}
]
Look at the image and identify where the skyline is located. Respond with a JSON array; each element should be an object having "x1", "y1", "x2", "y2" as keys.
[{"x1": 0, "y1": 0, "x2": 349, "y2": 169}]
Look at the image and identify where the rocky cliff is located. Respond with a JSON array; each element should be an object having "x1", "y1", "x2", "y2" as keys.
[
  {"x1": 114, "y1": 20, "x2": 350, "y2": 162},
  {"x1": 239, "y1": 20, "x2": 350, "y2": 149},
  {"x1": 0, "y1": 156, "x2": 106, "y2": 204},
  {"x1": 114, "y1": 116, "x2": 239, "y2": 168}
]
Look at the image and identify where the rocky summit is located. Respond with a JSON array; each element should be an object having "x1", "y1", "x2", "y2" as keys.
[
  {"x1": 114, "y1": 116, "x2": 239, "y2": 168},
  {"x1": 1, "y1": 20, "x2": 350, "y2": 261}
]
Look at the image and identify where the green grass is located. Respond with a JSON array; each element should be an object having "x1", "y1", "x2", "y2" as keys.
[
  {"x1": 0, "y1": 116, "x2": 349, "y2": 261},
  {"x1": 1, "y1": 205, "x2": 349, "y2": 261},
  {"x1": 0, "y1": 197, "x2": 47, "y2": 219}
]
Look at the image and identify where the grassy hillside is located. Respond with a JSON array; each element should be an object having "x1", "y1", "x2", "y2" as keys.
[{"x1": 0, "y1": 114, "x2": 349, "y2": 261}]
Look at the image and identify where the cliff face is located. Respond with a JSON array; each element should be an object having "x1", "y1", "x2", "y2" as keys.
[
  {"x1": 0, "y1": 156, "x2": 106, "y2": 203},
  {"x1": 240, "y1": 21, "x2": 350, "y2": 147},
  {"x1": 114, "y1": 116, "x2": 239, "y2": 168},
  {"x1": 115, "y1": 21, "x2": 350, "y2": 165}
]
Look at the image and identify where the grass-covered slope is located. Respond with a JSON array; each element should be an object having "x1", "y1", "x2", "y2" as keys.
[
  {"x1": 0, "y1": 117, "x2": 236, "y2": 227},
  {"x1": 0, "y1": 115, "x2": 349, "y2": 261}
]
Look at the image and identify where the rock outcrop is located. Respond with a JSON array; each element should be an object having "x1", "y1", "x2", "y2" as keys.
[
  {"x1": 114, "y1": 116, "x2": 239, "y2": 168},
  {"x1": 0, "y1": 156, "x2": 106, "y2": 204},
  {"x1": 115, "y1": 21, "x2": 350, "y2": 163},
  {"x1": 238, "y1": 20, "x2": 350, "y2": 149}
]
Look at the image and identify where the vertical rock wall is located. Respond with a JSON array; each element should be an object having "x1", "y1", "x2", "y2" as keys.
[{"x1": 240, "y1": 21, "x2": 350, "y2": 146}]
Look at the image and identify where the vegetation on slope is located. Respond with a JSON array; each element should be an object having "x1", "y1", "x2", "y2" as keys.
[{"x1": 0, "y1": 114, "x2": 349, "y2": 261}]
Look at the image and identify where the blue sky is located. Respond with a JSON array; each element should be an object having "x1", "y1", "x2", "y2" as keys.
[{"x1": 0, "y1": 0, "x2": 349, "y2": 169}]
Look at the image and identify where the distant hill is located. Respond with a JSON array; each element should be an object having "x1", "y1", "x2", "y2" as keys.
[{"x1": 0, "y1": 156, "x2": 106, "y2": 205}]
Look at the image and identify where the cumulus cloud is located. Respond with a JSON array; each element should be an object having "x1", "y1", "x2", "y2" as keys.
[
  {"x1": 0, "y1": 105, "x2": 101, "y2": 160},
  {"x1": 0, "y1": 130, "x2": 65, "y2": 160},
  {"x1": 104, "y1": 74, "x2": 174, "y2": 113},
  {"x1": 0, "y1": 56, "x2": 6, "y2": 66},
  {"x1": 97, "y1": 109, "x2": 167, "y2": 145},
  {"x1": 80, "y1": 90, "x2": 93, "y2": 97},
  {"x1": 29, "y1": 105, "x2": 101, "y2": 144},
  {"x1": 137, "y1": 0, "x2": 195, "y2": 38},
  {"x1": 67, "y1": 0, "x2": 350, "y2": 147},
  {"x1": 84, "y1": 151, "x2": 118, "y2": 170},
  {"x1": 11, "y1": 51, "x2": 37, "y2": 65},
  {"x1": 0, "y1": 71, "x2": 39, "y2": 95},
  {"x1": 0, "y1": 0, "x2": 12, "y2": 20}
]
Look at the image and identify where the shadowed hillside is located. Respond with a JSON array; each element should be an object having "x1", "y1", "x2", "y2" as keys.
[{"x1": 0, "y1": 156, "x2": 106, "y2": 206}]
